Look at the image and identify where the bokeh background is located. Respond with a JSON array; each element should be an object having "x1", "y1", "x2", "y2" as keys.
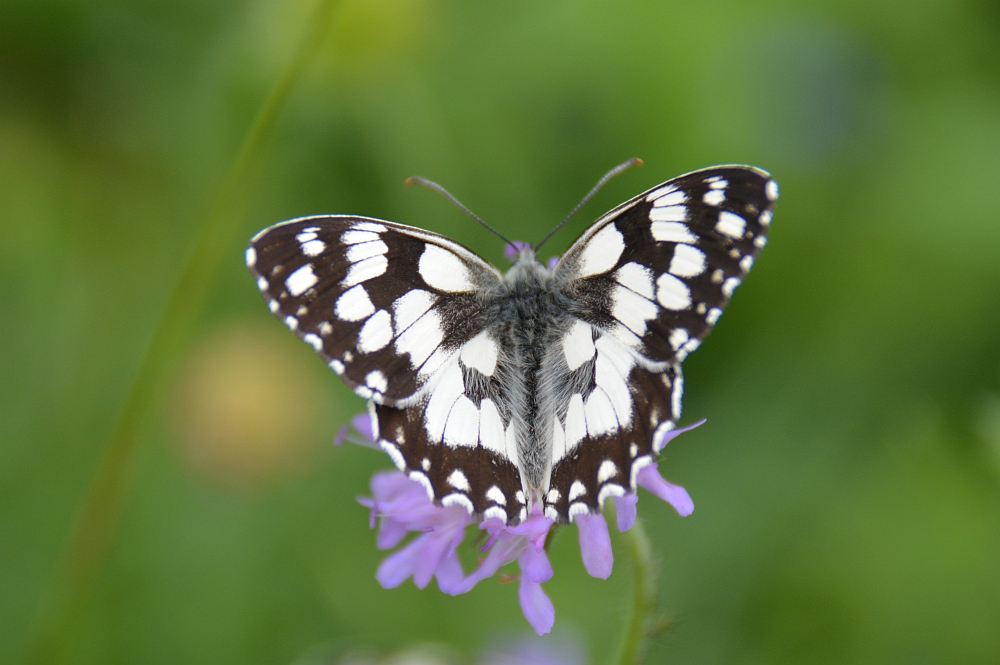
[{"x1": 3, "y1": 1, "x2": 1000, "y2": 663}]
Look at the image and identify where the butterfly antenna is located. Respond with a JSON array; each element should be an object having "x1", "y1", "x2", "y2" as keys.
[
  {"x1": 533, "y1": 157, "x2": 643, "y2": 253},
  {"x1": 405, "y1": 176, "x2": 518, "y2": 253}
]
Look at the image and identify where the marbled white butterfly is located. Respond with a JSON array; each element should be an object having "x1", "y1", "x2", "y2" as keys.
[{"x1": 247, "y1": 165, "x2": 777, "y2": 525}]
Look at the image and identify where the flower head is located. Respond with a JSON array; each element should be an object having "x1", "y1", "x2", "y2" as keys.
[{"x1": 345, "y1": 414, "x2": 702, "y2": 634}]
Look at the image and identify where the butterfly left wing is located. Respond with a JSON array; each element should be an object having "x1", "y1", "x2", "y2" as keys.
[
  {"x1": 248, "y1": 215, "x2": 524, "y2": 522},
  {"x1": 248, "y1": 215, "x2": 505, "y2": 405},
  {"x1": 541, "y1": 166, "x2": 777, "y2": 521}
]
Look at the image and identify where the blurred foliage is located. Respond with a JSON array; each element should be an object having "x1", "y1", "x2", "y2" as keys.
[{"x1": 2, "y1": 1, "x2": 1000, "y2": 664}]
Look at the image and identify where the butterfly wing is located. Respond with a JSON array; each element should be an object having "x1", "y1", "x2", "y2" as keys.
[
  {"x1": 248, "y1": 215, "x2": 504, "y2": 405},
  {"x1": 542, "y1": 165, "x2": 777, "y2": 520},
  {"x1": 248, "y1": 215, "x2": 523, "y2": 520}
]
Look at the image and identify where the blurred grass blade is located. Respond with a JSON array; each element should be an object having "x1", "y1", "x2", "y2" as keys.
[{"x1": 23, "y1": 2, "x2": 340, "y2": 662}]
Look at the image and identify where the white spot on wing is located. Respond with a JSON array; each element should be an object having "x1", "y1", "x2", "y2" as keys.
[
  {"x1": 342, "y1": 255, "x2": 387, "y2": 287},
  {"x1": 245, "y1": 247, "x2": 256, "y2": 267},
  {"x1": 766, "y1": 179, "x2": 779, "y2": 201},
  {"x1": 702, "y1": 189, "x2": 725, "y2": 206},
  {"x1": 594, "y1": 336, "x2": 634, "y2": 424},
  {"x1": 335, "y1": 284, "x2": 375, "y2": 321},
  {"x1": 460, "y1": 330, "x2": 498, "y2": 376},
  {"x1": 346, "y1": 240, "x2": 388, "y2": 263},
  {"x1": 585, "y1": 388, "x2": 618, "y2": 436},
  {"x1": 424, "y1": 359, "x2": 464, "y2": 441},
  {"x1": 447, "y1": 469, "x2": 471, "y2": 492},
  {"x1": 565, "y1": 393, "x2": 586, "y2": 451},
  {"x1": 478, "y1": 399, "x2": 506, "y2": 455},
  {"x1": 652, "y1": 189, "x2": 687, "y2": 207},
  {"x1": 303, "y1": 333, "x2": 322, "y2": 351},
  {"x1": 649, "y1": 206, "x2": 687, "y2": 222},
  {"x1": 615, "y1": 262, "x2": 655, "y2": 300},
  {"x1": 285, "y1": 264, "x2": 317, "y2": 296},
  {"x1": 612, "y1": 284, "x2": 659, "y2": 337},
  {"x1": 550, "y1": 417, "x2": 566, "y2": 463},
  {"x1": 630, "y1": 455, "x2": 653, "y2": 489},
  {"x1": 392, "y1": 289, "x2": 435, "y2": 335},
  {"x1": 486, "y1": 485, "x2": 506, "y2": 505},
  {"x1": 759, "y1": 210, "x2": 773, "y2": 226},
  {"x1": 598, "y1": 460, "x2": 618, "y2": 484},
  {"x1": 442, "y1": 493, "x2": 474, "y2": 514},
  {"x1": 365, "y1": 370, "x2": 388, "y2": 393},
  {"x1": 419, "y1": 244, "x2": 473, "y2": 292},
  {"x1": 484, "y1": 506, "x2": 508, "y2": 522},
  {"x1": 328, "y1": 359, "x2": 344, "y2": 374},
  {"x1": 740, "y1": 255, "x2": 754, "y2": 272},
  {"x1": 651, "y1": 221, "x2": 697, "y2": 244},
  {"x1": 656, "y1": 273, "x2": 692, "y2": 310},
  {"x1": 301, "y1": 239, "x2": 326, "y2": 256},
  {"x1": 669, "y1": 244, "x2": 706, "y2": 277},
  {"x1": 669, "y1": 328, "x2": 689, "y2": 351},
  {"x1": 646, "y1": 184, "x2": 679, "y2": 201},
  {"x1": 562, "y1": 319, "x2": 595, "y2": 371},
  {"x1": 577, "y1": 224, "x2": 625, "y2": 277},
  {"x1": 569, "y1": 480, "x2": 587, "y2": 501},
  {"x1": 706, "y1": 307, "x2": 722, "y2": 325},
  {"x1": 341, "y1": 230, "x2": 379, "y2": 245},
  {"x1": 354, "y1": 221, "x2": 387, "y2": 233},
  {"x1": 358, "y1": 309, "x2": 392, "y2": 353},
  {"x1": 722, "y1": 276, "x2": 741, "y2": 297},
  {"x1": 715, "y1": 211, "x2": 747, "y2": 239},
  {"x1": 409, "y1": 471, "x2": 434, "y2": 500},
  {"x1": 396, "y1": 307, "x2": 443, "y2": 370},
  {"x1": 598, "y1": 484, "x2": 626, "y2": 505},
  {"x1": 444, "y1": 395, "x2": 480, "y2": 447},
  {"x1": 256, "y1": 276, "x2": 268, "y2": 291}
]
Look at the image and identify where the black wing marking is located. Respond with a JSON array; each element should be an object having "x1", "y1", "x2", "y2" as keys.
[
  {"x1": 247, "y1": 215, "x2": 503, "y2": 406},
  {"x1": 555, "y1": 165, "x2": 777, "y2": 365}
]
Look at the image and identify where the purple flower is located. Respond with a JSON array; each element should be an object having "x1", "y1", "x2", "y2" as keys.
[
  {"x1": 503, "y1": 241, "x2": 532, "y2": 261},
  {"x1": 344, "y1": 414, "x2": 702, "y2": 633}
]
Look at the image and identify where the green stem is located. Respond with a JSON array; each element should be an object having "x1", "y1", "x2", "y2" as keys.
[
  {"x1": 23, "y1": 3, "x2": 339, "y2": 663},
  {"x1": 613, "y1": 518, "x2": 661, "y2": 665}
]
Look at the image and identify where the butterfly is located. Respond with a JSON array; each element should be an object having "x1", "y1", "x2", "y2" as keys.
[{"x1": 247, "y1": 164, "x2": 777, "y2": 525}]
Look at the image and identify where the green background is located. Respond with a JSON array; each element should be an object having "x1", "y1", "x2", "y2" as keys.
[{"x1": 3, "y1": 1, "x2": 999, "y2": 663}]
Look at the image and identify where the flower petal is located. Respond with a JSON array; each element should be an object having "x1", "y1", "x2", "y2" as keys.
[
  {"x1": 434, "y1": 550, "x2": 466, "y2": 594},
  {"x1": 652, "y1": 418, "x2": 705, "y2": 451},
  {"x1": 612, "y1": 493, "x2": 638, "y2": 532},
  {"x1": 636, "y1": 464, "x2": 694, "y2": 516},
  {"x1": 375, "y1": 537, "x2": 420, "y2": 589},
  {"x1": 352, "y1": 412, "x2": 376, "y2": 441},
  {"x1": 519, "y1": 578, "x2": 555, "y2": 636},
  {"x1": 519, "y1": 540, "x2": 553, "y2": 584},
  {"x1": 376, "y1": 516, "x2": 409, "y2": 550},
  {"x1": 575, "y1": 512, "x2": 613, "y2": 579}
]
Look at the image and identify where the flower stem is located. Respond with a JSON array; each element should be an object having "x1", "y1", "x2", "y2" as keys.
[
  {"x1": 613, "y1": 517, "x2": 661, "y2": 665},
  {"x1": 22, "y1": 2, "x2": 339, "y2": 663}
]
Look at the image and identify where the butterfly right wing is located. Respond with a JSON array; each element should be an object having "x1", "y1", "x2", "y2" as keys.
[{"x1": 539, "y1": 166, "x2": 777, "y2": 522}]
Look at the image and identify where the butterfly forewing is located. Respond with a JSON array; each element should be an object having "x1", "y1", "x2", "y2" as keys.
[
  {"x1": 247, "y1": 216, "x2": 503, "y2": 405},
  {"x1": 556, "y1": 165, "x2": 777, "y2": 365}
]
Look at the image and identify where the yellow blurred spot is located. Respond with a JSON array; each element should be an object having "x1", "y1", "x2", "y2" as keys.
[{"x1": 171, "y1": 322, "x2": 326, "y2": 489}]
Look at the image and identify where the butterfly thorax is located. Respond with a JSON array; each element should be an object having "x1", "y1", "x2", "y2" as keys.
[{"x1": 494, "y1": 255, "x2": 574, "y2": 504}]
